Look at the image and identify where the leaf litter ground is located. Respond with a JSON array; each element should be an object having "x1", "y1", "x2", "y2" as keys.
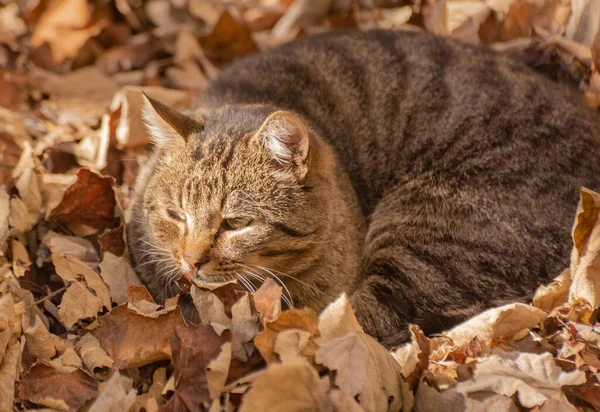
[{"x1": 2, "y1": 0, "x2": 600, "y2": 411}]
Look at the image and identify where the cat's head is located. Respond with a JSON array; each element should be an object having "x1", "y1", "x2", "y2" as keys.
[{"x1": 137, "y1": 95, "x2": 333, "y2": 300}]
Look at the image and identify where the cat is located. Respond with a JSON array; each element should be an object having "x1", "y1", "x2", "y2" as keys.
[{"x1": 126, "y1": 29, "x2": 600, "y2": 346}]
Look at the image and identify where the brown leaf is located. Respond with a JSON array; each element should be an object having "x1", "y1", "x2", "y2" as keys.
[
  {"x1": 0, "y1": 294, "x2": 15, "y2": 363},
  {"x1": 75, "y1": 333, "x2": 114, "y2": 379},
  {"x1": 318, "y1": 293, "x2": 363, "y2": 339},
  {"x1": 573, "y1": 188, "x2": 600, "y2": 257},
  {"x1": 271, "y1": 0, "x2": 333, "y2": 39},
  {"x1": 88, "y1": 372, "x2": 136, "y2": 412},
  {"x1": 98, "y1": 224, "x2": 125, "y2": 257},
  {"x1": 254, "y1": 308, "x2": 319, "y2": 364},
  {"x1": 0, "y1": 186, "x2": 9, "y2": 251},
  {"x1": 92, "y1": 304, "x2": 186, "y2": 369},
  {"x1": 19, "y1": 361, "x2": 98, "y2": 411},
  {"x1": 200, "y1": 10, "x2": 259, "y2": 66},
  {"x1": 58, "y1": 281, "x2": 105, "y2": 329},
  {"x1": 162, "y1": 325, "x2": 231, "y2": 411},
  {"x1": 53, "y1": 254, "x2": 112, "y2": 309},
  {"x1": 30, "y1": 0, "x2": 112, "y2": 64},
  {"x1": 22, "y1": 313, "x2": 63, "y2": 362},
  {"x1": 252, "y1": 277, "x2": 282, "y2": 325},
  {"x1": 316, "y1": 331, "x2": 406, "y2": 412},
  {"x1": 98, "y1": 252, "x2": 142, "y2": 305},
  {"x1": 533, "y1": 269, "x2": 571, "y2": 311},
  {"x1": 43, "y1": 230, "x2": 100, "y2": 264},
  {"x1": 239, "y1": 360, "x2": 349, "y2": 412},
  {"x1": 49, "y1": 168, "x2": 116, "y2": 229},
  {"x1": 570, "y1": 188, "x2": 600, "y2": 306},
  {"x1": 0, "y1": 339, "x2": 24, "y2": 412}
]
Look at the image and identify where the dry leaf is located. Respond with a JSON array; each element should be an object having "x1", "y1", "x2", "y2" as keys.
[
  {"x1": 88, "y1": 372, "x2": 137, "y2": 412},
  {"x1": 0, "y1": 339, "x2": 23, "y2": 412},
  {"x1": 98, "y1": 225, "x2": 126, "y2": 257},
  {"x1": 53, "y1": 254, "x2": 112, "y2": 309},
  {"x1": 456, "y1": 350, "x2": 585, "y2": 408},
  {"x1": 11, "y1": 239, "x2": 30, "y2": 278},
  {"x1": 162, "y1": 325, "x2": 232, "y2": 411},
  {"x1": 98, "y1": 252, "x2": 142, "y2": 305},
  {"x1": 240, "y1": 360, "x2": 359, "y2": 412},
  {"x1": 316, "y1": 331, "x2": 405, "y2": 412},
  {"x1": 91, "y1": 304, "x2": 185, "y2": 369},
  {"x1": 0, "y1": 186, "x2": 9, "y2": 252},
  {"x1": 31, "y1": 0, "x2": 111, "y2": 63},
  {"x1": 58, "y1": 281, "x2": 105, "y2": 329},
  {"x1": 49, "y1": 168, "x2": 116, "y2": 230},
  {"x1": 76, "y1": 333, "x2": 114, "y2": 378},
  {"x1": 252, "y1": 277, "x2": 282, "y2": 324},
  {"x1": 0, "y1": 294, "x2": 15, "y2": 364},
  {"x1": 200, "y1": 10, "x2": 259, "y2": 66},
  {"x1": 19, "y1": 361, "x2": 98, "y2": 411},
  {"x1": 569, "y1": 187, "x2": 600, "y2": 306},
  {"x1": 318, "y1": 293, "x2": 364, "y2": 339},
  {"x1": 445, "y1": 303, "x2": 547, "y2": 348},
  {"x1": 255, "y1": 308, "x2": 319, "y2": 364},
  {"x1": 22, "y1": 314, "x2": 63, "y2": 362},
  {"x1": 43, "y1": 230, "x2": 100, "y2": 265},
  {"x1": 272, "y1": 0, "x2": 333, "y2": 39},
  {"x1": 533, "y1": 269, "x2": 571, "y2": 311}
]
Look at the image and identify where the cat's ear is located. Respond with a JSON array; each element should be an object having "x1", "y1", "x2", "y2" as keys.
[
  {"x1": 257, "y1": 111, "x2": 310, "y2": 179},
  {"x1": 142, "y1": 93, "x2": 203, "y2": 148}
]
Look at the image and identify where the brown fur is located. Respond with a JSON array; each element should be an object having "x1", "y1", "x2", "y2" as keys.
[{"x1": 127, "y1": 29, "x2": 600, "y2": 346}]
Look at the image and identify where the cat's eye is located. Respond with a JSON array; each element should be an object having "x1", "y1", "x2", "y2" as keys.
[
  {"x1": 167, "y1": 209, "x2": 186, "y2": 222},
  {"x1": 225, "y1": 217, "x2": 253, "y2": 230}
]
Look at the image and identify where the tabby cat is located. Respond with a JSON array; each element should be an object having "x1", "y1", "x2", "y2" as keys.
[{"x1": 127, "y1": 29, "x2": 600, "y2": 346}]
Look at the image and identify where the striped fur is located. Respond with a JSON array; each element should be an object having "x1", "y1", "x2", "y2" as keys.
[{"x1": 128, "y1": 30, "x2": 600, "y2": 346}]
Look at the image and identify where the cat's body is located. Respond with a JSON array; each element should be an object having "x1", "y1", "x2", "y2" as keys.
[{"x1": 127, "y1": 29, "x2": 600, "y2": 346}]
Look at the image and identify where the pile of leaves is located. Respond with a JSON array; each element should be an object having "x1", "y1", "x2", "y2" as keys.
[{"x1": 2, "y1": 0, "x2": 600, "y2": 410}]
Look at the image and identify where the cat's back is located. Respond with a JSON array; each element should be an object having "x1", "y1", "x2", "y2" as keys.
[{"x1": 205, "y1": 29, "x2": 600, "y2": 213}]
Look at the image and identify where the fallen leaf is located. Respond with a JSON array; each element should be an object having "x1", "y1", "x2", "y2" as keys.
[
  {"x1": 271, "y1": 0, "x2": 332, "y2": 39},
  {"x1": 316, "y1": 331, "x2": 405, "y2": 412},
  {"x1": 91, "y1": 304, "x2": 185, "y2": 369},
  {"x1": 11, "y1": 239, "x2": 30, "y2": 278},
  {"x1": 162, "y1": 325, "x2": 231, "y2": 411},
  {"x1": 534, "y1": 269, "x2": 571, "y2": 311},
  {"x1": 88, "y1": 372, "x2": 136, "y2": 412},
  {"x1": 98, "y1": 225, "x2": 126, "y2": 257},
  {"x1": 19, "y1": 361, "x2": 98, "y2": 411},
  {"x1": 445, "y1": 303, "x2": 547, "y2": 348},
  {"x1": 318, "y1": 293, "x2": 364, "y2": 339},
  {"x1": 0, "y1": 294, "x2": 15, "y2": 364},
  {"x1": 252, "y1": 277, "x2": 282, "y2": 324},
  {"x1": 31, "y1": 0, "x2": 111, "y2": 63},
  {"x1": 200, "y1": 10, "x2": 259, "y2": 66},
  {"x1": 58, "y1": 281, "x2": 105, "y2": 329},
  {"x1": 53, "y1": 254, "x2": 112, "y2": 309},
  {"x1": 456, "y1": 350, "x2": 585, "y2": 408},
  {"x1": 0, "y1": 339, "x2": 24, "y2": 412},
  {"x1": 22, "y1": 313, "x2": 64, "y2": 362},
  {"x1": 98, "y1": 252, "x2": 142, "y2": 305},
  {"x1": 49, "y1": 168, "x2": 116, "y2": 230},
  {"x1": 75, "y1": 333, "x2": 114, "y2": 379},
  {"x1": 255, "y1": 308, "x2": 319, "y2": 364},
  {"x1": 43, "y1": 230, "x2": 100, "y2": 265},
  {"x1": 0, "y1": 186, "x2": 9, "y2": 251},
  {"x1": 240, "y1": 360, "x2": 357, "y2": 412},
  {"x1": 569, "y1": 187, "x2": 600, "y2": 306}
]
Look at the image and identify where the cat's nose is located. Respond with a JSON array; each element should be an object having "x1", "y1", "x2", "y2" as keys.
[{"x1": 183, "y1": 254, "x2": 209, "y2": 269}]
